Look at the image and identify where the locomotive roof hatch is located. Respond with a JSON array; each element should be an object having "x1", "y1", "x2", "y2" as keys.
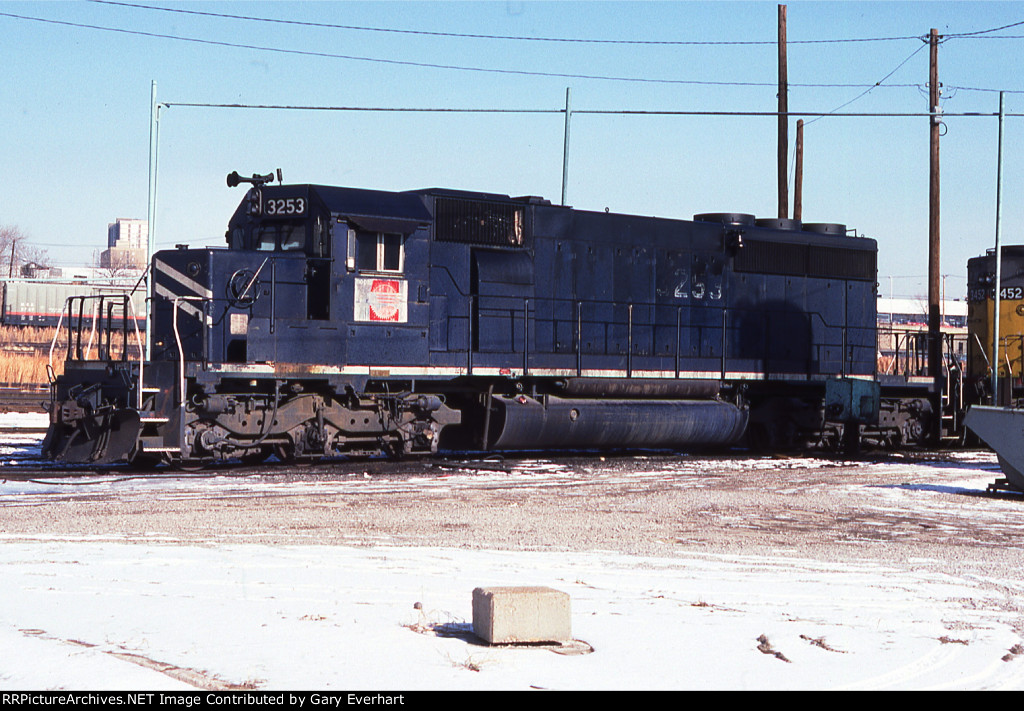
[
  {"x1": 306, "y1": 185, "x2": 432, "y2": 227},
  {"x1": 417, "y1": 187, "x2": 550, "y2": 205}
]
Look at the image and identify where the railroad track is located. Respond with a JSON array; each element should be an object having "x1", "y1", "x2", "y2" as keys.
[{"x1": 0, "y1": 387, "x2": 49, "y2": 414}]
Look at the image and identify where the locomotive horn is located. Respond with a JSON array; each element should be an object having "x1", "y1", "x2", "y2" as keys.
[{"x1": 227, "y1": 170, "x2": 277, "y2": 188}]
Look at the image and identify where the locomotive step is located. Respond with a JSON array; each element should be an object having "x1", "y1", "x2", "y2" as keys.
[{"x1": 139, "y1": 435, "x2": 179, "y2": 453}]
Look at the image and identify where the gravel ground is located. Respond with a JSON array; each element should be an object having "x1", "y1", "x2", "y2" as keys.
[{"x1": 5, "y1": 447, "x2": 1024, "y2": 579}]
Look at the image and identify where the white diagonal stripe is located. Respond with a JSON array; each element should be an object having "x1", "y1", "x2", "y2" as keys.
[
  {"x1": 155, "y1": 283, "x2": 206, "y2": 321},
  {"x1": 155, "y1": 259, "x2": 214, "y2": 299}
]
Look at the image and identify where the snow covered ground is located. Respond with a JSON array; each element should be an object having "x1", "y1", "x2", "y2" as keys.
[{"x1": 3, "y1": 412, "x2": 1024, "y2": 690}]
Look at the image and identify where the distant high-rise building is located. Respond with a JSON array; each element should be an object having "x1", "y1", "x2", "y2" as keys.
[{"x1": 100, "y1": 218, "x2": 148, "y2": 271}]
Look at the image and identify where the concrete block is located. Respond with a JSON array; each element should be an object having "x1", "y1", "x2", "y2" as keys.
[{"x1": 472, "y1": 586, "x2": 571, "y2": 644}]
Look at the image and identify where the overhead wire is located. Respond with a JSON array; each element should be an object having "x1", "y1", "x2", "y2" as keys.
[
  {"x1": 1, "y1": 7, "x2": 1019, "y2": 105},
  {"x1": 5, "y1": 5, "x2": 1024, "y2": 95},
  {"x1": 159, "y1": 102, "x2": 1020, "y2": 117},
  {"x1": 86, "y1": 0, "x2": 926, "y2": 45},
  {"x1": 802, "y1": 42, "x2": 931, "y2": 127},
  {"x1": 0, "y1": 9, "x2": 926, "y2": 89},
  {"x1": 944, "y1": 19, "x2": 1024, "y2": 37}
]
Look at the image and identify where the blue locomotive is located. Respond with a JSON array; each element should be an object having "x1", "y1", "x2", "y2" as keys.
[{"x1": 42, "y1": 172, "x2": 881, "y2": 465}]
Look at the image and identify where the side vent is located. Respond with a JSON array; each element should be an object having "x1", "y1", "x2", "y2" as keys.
[
  {"x1": 435, "y1": 197, "x2": 524, "y2": 246},
  {"x1": 735, "y1": 239, "x2": 875, "y2": 281}
]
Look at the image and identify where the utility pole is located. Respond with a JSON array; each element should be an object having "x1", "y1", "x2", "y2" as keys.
[
  {"x1": 777, "y1": 4, "x2": 789, "y2": 219},
  {"x1": 928, "y1": 28, "x2": 942, "y2": 443},
  {"x1": 561, "y1": 87, "x2": 572, "y2": 206},
  {"x1": 793, "y1": 119, "x2": 804, "y2": 221},
  {"x1": 993, "y1": 91, "x2": 1006, "y2": 403},
  {"x1": 146, "y1": 80, "x2": 162, "y2": 360}
]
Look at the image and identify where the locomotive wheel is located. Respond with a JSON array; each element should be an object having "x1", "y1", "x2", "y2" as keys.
[
  {"x1": 746, "y1": 422, "x2": 772, "y2": 452},
  {"x1": 274, "y1": 443, "x2": 295, "y2": 462},
  {"x1": 240, "y1": 446, "x2": 272, "y2": 465},
  {"x1": 273, "y1": 443, "x2": 314, "y2": 466},
  {"x1": 165, "y1": 454, "x2": 206, "y2": 472}
]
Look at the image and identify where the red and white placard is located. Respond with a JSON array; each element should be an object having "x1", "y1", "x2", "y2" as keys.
[{"x1": 354, "y1": 277, "x2": 408, "y2": 323}]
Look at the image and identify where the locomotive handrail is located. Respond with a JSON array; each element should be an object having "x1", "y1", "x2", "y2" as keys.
[
  {"x1": 49, "y1": 294, "x2": 143, "y2": 364},
  {"x1": 125, "y1": 293, "x2": 146, "y2": 410},
  {"x1": 171, "y1": 295, "x2": 208, "y2": 415},
  {"x1": 469, "y1": 292, "x2": 873, "y2": 380},
  {"x1": 47, "y1": 302, "x2": 67, "y2": 375},
  {"x1": 972, "y1": 332, "x2": 991, "y2": 373},
  {"x1": 879, "y1": 327, "x2": 967, "y2": 381},
  {"x1": 1000, "y1": 334, "x2": 1024, "y2": 381}
]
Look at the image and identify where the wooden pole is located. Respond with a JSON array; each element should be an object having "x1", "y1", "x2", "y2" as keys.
[
  {"x1": 794, "y1": 118, "x2": 804, "y2": 221},
  {"x1": 928, "y1": 28, "x2": 942, "y2": 442}
]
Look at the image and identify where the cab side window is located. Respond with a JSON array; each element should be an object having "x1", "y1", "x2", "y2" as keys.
[{"x1": 354, "y1": 231, "x2": 404, "y2": 273}]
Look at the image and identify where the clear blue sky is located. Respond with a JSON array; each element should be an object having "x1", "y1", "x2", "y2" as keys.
[{"x1": 3, "y1": 1, "x2": 1023, "y2": 298}]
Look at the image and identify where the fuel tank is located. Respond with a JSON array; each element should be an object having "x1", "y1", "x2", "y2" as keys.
[{"x1": 487, "y1": 395, "x2": 747, "y2": 451}]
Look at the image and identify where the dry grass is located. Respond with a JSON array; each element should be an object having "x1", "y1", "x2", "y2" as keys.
[
  {"x1": 446, "y1": 653, "x2": 489, "y2": 672},
  {"x1": 0, "y1": 353, "x2": 59, "y2": 387},
  {"x1": 0, "y1": 325, "x2": 62, "y2": 386},
  {"x1": 800, "y1": 634, "x2": 847, "y2": 653},
  {"x1": 1002, "y1": 643, "x2": 1024, "y2": 662},
  {"x1": 0, "y1": 325, "x2": 141, "y2": 387},
  {"x1": 0, "y1": 325, "x2": 57, "y2": 347},
  {"x1": 756, "y1": 634, "x2": 791, "y2": 663}
]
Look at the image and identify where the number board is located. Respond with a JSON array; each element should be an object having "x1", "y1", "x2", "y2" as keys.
[
  {"x1": 969, "y1": 286, "x2": 1024, "y2": 302},
  {"x1": 258, "y1": 190, "x2": 308, "y2": 219}
]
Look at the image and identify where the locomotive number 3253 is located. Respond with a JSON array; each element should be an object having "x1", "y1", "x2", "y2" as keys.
[{"x1": 264, "y1": 197, "x2": 306, "y2": 216}]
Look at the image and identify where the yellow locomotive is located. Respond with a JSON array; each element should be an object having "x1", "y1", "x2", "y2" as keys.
[{"x1": 967, "y1": 246, "x2": 1024, "y2": 405}]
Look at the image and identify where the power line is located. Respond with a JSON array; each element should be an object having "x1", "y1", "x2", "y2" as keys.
[
  {"x1": 804, "y1": 42, "x2": 929, "y2": 127},
  {"x1": 945, "y1": 19, "x2": 1024, "y2": 37},
  {"x1": 162, "y1": 102, "x2": 1023, "y2": 118},
  {"x1": 0, "y1": 10, "x2": 924, "y2": 88},
  {"x1": 7, "y1": 9, "x2": 1022, "y2": 96},
  {"x1": 945, "y1": 84, "x2": 1024, "y2": 94},
  {"x1": 87, "y1": 0, "x2": 927, "y2": 46},
  {"x1": 166, "y1": 103, "x2": 563, "y2": 113}
]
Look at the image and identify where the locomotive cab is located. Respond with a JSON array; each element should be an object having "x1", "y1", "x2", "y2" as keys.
[{"x1": 151, "y1": 182, "x2": 436, "y2": 371}]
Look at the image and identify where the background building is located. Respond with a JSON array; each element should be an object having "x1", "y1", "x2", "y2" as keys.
[
  {"x1": 876, "y1": 297, "x2": 967, "y2": 376},
  {"x1": 100, "y1": 218, "x2": 148, "y2": 271}
]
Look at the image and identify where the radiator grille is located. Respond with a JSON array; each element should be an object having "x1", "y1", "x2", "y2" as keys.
[
  {"x1": 735, "y1": 239, "x2": 875, "y2": 281},
  {"x1": 434, "y1": 197, "x2": 524, "y2": 246}
]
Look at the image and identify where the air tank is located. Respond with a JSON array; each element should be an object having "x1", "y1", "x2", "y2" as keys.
[{"x1": 486, "y1": 394, "x2": 747, "y2": 451}]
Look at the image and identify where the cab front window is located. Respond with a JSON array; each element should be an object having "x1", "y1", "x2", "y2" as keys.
[{"x1": 254, "y1": 221, "x2": 306, "y2": 251}]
